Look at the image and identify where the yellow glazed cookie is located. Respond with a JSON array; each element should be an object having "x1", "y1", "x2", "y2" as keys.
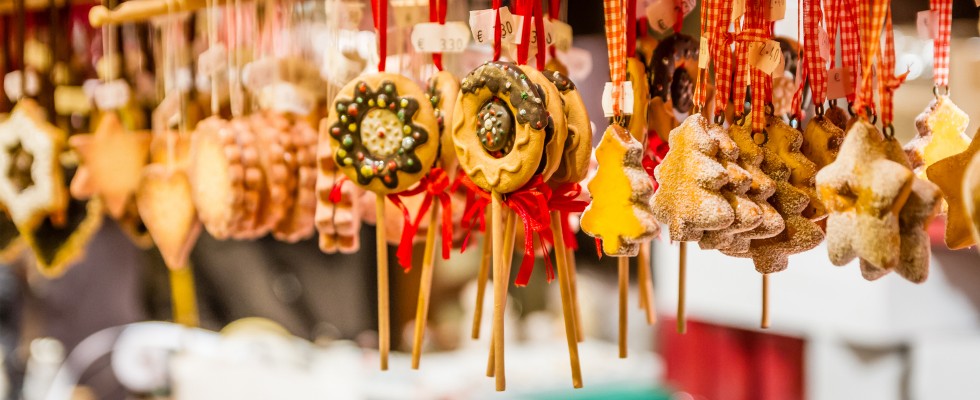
[
  {"x1": 906, "y1": 95, "x2": 970, "y2": 180},
  {"x1": 652, "y1": 114, "x2": 734, "y2": 241},
  {"x1": 520, "y1": 65, "x2": 568, "y2": 182},
  {"x1": 452, "y1": 61, "x2": 548, "y2": 193},
  {"x1": 544, "y1": 69, "x2": 592, "y2": 184},
  {"x1": 326, "y1": 73, "x2": 439, "y2": 195},
  {"x1": 580, "y1": 124, "x2": 659, "y2": 256},
  {"x1": 926, "y1": 129, "x2": 980, "y2": 249},
  {"x1": 816, "y1": 121, "x2": 914, "y2": 269}
]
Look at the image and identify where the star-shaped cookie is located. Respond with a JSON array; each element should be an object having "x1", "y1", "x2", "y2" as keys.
[
  {"x1": 0, "y1": 99, "x2": 67, "y2": 229},
  {"x1": 926, "y1": 129, "x2": 980, "y2": 249},
  {"x1": 70, "y1": 112, "x2": 151, "y2": 219},
  {"x1": 964, "y1": 151, "x2": 980, "y2": 254}
]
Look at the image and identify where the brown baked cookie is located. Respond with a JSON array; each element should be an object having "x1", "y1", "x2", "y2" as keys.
[
  {"x1": 699, "y1": 124, "x2": 763, "y2": 250},
  {"x1": 964, "y1": 150, "x2": 980, "y2": 255},
  {"x1": 650, "y1": 34, "x2": 699, "y2": 115},
  {"x1": 720, "y1": 122, "x2": 784, "y2": 254},
  {"x1": 769, "y1": 116, "x2": 825, "y2": 221},
  {"x1": 624, "y1": 57, "x2": 650, "y2": 142},
  {"x1": 188, "y1": 117, "x2": 246, "y2": 240},
  {"x1": 274, "y1": 118, "x2": 318, "y2": 242},
  {"x1": 635, "y1": 36, "x2": 660, "y2": 92},
  {"x1": 452, "y1": 61, "x2": 549, "y2": 193},
  {"x1": 926, "y1": 130, "x2": 980, "y2": 250},
  {"x1": 138, "y1": 164, "x2": 201, "y2": 270},
  {"x1": 250, "y1": 112, "x2": 292, "y2": 231},
  {"x1": 427, "y1": 71, "x2": 461, "y2": 172},
  {"x1": 325, "y1": 73, "x2": 439, "y2": 195},
  {"x1": 905, "y1": 95, "x2": 970, "y2": 180},
  {"x1": 544, "y1": 69, "x2": 592, "y2": 184},
  {"x1": 816, "y1": 121, "x2": 913, "y2": 270},
  {"x1": 69, "y1": 113, "x2": 151, "y2": 219},
  {"x1": 520, "y1": 65, "x2": 568, "y2": 182},
  {"x1": 801, "y1": 115, "x2": 845, "y2": 170},
  {"x1": 228, "y1": 118, "x2": 266, "y2": 239},
  {"x1": 652, "y1": 114, "x2": 734, "y2": 241},
  {"x1": 823, "y1": 103, "x2": 849, "y2": 131}
]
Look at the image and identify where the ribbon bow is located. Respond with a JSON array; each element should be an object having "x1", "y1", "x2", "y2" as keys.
[
  {"x1": 453, "y1": 173, "x2": 491, "y2": 250},
  {"x1": 547, "y1": 182, "x2": 589, "y2": 251},
  {"x1": 387, "y1": 167, "x2": 453, "y2": 271},
  {"x1": 506, "y1": 176, "x2": 556, "y2": 286}
]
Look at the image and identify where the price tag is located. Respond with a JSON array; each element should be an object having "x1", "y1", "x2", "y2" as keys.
[
  {"x1": 818, "y1": 27, "x2": 831, "y2": 63},
  {"x1": 545, "y1": 19, "x2": 573, "y2": 51},
  {"x1": 601, "y1": 81, "x2": 635, "y2": 118},
  {"x1": 3, "y1": 70, "x2": 40, "y2": 102},
  {"x1": 411, "y1": 22, "x2": 472, "y2": 53},
  {"x1": 916, "y1": 10, "x2": 938, "y2": 39},
  {"x1": 766, "y1": 0, "x2": 787, "y2": 21},
  {"x1": 732, "y1": 0, "x2": 746, "y2": 21},
  {"x1": 469, "y1": 8, "x2": 516, "y2": 45},
  {"x1": 558, "y1": 47, "x2": 593, "y2": 81},
  {"x1": 646, "y1": 0, "x2": 676, "y2": 33},
  {"x1": 197, "y1": 45, "x2": 227, "y2": 78},
  {"x1": 698, "y1": 37, "x2": 710, "y2": 69},
  {"x1": 748, "y1": 40, "x2": 782, "y2": 75},
  {"x1": 94, "y1": 80, "x2": 132, "y2": 111},
  {"x1": 826, "y1": 66, "x2": 854, "y2": 99}
]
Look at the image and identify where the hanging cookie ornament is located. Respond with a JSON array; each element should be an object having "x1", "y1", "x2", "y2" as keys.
[
  {"x1": 0, "y1": 99, "x2": 67, "y2": 230},
  {"x1": 323, "y1": 0, "x2": 439, "y2": 371},
  {"x1": 795, "y1": 0, "x2": 845, "y2": 173},
  {"x1": 963, "y1": 152, "x2": 980, "y2": 254},
  {"x1": 927, "y1": 133, "x2": 980, "y2": 249},
  {"x1": 69, "y1": 113, "x2": 151, "y2": 219}
]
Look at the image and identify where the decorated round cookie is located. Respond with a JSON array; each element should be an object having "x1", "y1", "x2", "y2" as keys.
[
  {"x1": 452, "y1": 61, "x2": 550, "y2": 193},
  {"x1": 427, "y1": 70, "x2": 461, "y2": 172},
  {"x1": 544, "y1": 69, "x2": 592, "y2": 184},
  {"x1": 325, "y1": 73, "x2": 439, "y2": 195},
  {"x1": 188, "y1": 117, "x2": 247, "y2": 240},
  {"x1": 520, "y1": 65, "x2": 568, "y2": 182},
  {"x1": 651, "y1": 34, "x2": 699, "y2": 114}
]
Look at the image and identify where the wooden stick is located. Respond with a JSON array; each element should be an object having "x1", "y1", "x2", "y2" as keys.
[
  {"x1": 567, "y1": 247, "x2": 584, "y2": 342},
  {"x1": 761, "y1": 273, "x2": 770, "y2": 329},
  {"x1": 637, "y1": 241, "x2": 656, "y2": 324},
  {"x1": 376, "y1": 196, "x2": 390, "y2": 370},
  {"x1": 490, "y1": 191, "x2": 506, "y2": 390},
  {"x1": 677, "y1": 242, "x2": 687, "y2": 334},
  {"x1": 471, "y1": 208, "x2": 492, "y2": 339},
  {"x1": 618, "y1": 256, "x2": 629, "y2": 358},
  {"x1": 88, "y1": 0, "x2": 215, "y2": 27},
  {"x1": 487, "y1": 210, "x2": 516, "y2": 377},
  {"x1": 550, "y1": 211, "x2": 583, "y2": 388},
  {"x1": 411, "y1": 202, "x2": 441, "y2": 369},
  {"x1": 169, "y1": 265, "x2": 199, "y2": 327}
]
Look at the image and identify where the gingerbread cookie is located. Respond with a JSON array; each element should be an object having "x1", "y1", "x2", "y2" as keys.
[
  {"x1": 823, "y1": 103, "x2": 849, "y2": 131},
  {"x1": 769, "y1": 117, "x2": 825, "y2": 221},
  {"x1": 0, "y1": 99, "x2": 67, "y2": 229},
  {"x1": 580, "y1": 124, "x2": 659, "y2": 256},
  {"x1": 698, "y1": 124, "x2": 763, "y2": 250},
  {"x1": 250, "y1": 112, "x2": 292, "y2": 231},
  {"x1": 137, "y1": 164, "x2": 201, "y2": 270},
  {"x1": 544, "y1": 69, "x2": 592, "y2": 184},
  {"x1": 652, "y1": 114, "x2": 734, "y2": 241},
  {"x1": 452, "y1": 61, "x2": 549, "y2": 193},
  {"x1": 326, "y1": 73, "x2": 439, "y2": 194},
  {"x1": 816, "y1": 121, "x2": 913, "y2": 269},
  {"x1": 964, "y1": 151, "x2": 980, "y2": 253},
  {"x1": 801, "y1": 114, "x2": 845, "y2": 170},
  {"x1": 427, "y1": 71, "x2": 461, "y2": 172},
  {"x1": 227, "y1": 118, "x2": 266, "y2": 240},
  {"x1": 719, "y1": 122, "x2": 784, "y2": 254},
  {"x1": 69, "y1": 113, "x2": 151, "y2": 219},
  {"x1": 274, "y1": 117, "x2": 318, "y2": 242},
  {"x1": 188, "y1": 117, "x2": 247, "y2": 240},
  {"x1": 520, "y1": 65, "x2": 568, "y2": 182},
  {"x1": 925, "y1": 129, "x2": 980, "y2": 250},
  {"x1": 906, "y1": 96, "x2": 970, "y2": 180},
  {"x1": 624, "y1": 57, "x2": 650, "y2": 142}
]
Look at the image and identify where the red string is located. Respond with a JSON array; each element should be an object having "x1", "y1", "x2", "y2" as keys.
[
  {"x1": 853, "y1": 0, "x2": 887, "y2": 119},
  {"x1": 548, "y1": 183, "x2": 589, "y2": 251},
  {"x1": 453, "y1": 174, "x2": 491, "y2": 250},
  {"x1": 930, "y1": 0, "x2": 952, "y2": 88},
  {"x1": 386, "y1": 168, "x2": 454, "y2": 271},
  {"x1": 506, "y1": 176, "x2": 555, "y2": 286},
  {"x1": 429, "y1": 0, "x2": 447, "y2": 71},
  {"x1": 672, "y1": 0, "x2": 684, "y2": 33},
  {"x1": 517, "y1": 0, "x2": 532, "y2": 65},
  {"x1": 626, "y1": 0, "x2": 636, "y2": 58},
  {"x1": 533, "y1": 0, "x2": 546, "y2": 69},
  {"x1": 371, "y1": 0, "x2": 388, "y2": 72},
  {"x1": 877, "y1": 7, "x2": 907, "y2": 127},
  {"x1": 493, "y1": 0, "x2": 503, "y2": 61},
  {"x1": 328, "y1": 175, "x2": 349, "y2": 203}
]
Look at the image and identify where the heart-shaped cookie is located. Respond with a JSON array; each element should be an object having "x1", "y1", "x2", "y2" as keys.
[{"x1": 137, "y1": 164, "x2": 201, "y2": 270}]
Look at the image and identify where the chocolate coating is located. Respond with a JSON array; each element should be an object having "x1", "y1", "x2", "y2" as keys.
[
  {"x1": 460, "y1": 61, "x2": 549, "y2": 130},
  {"x1": 476, "y1": 98, "x2": 515, "y2": 155}
]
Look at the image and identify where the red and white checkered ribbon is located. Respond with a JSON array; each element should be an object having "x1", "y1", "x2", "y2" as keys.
[
  {"x1": 733, "y1": 0, "x2": 772, "y2": 133},
  {"x1": 791, "y1": 0, "x2": 827, "y2": 117},
  {"x1": 877, "y1": 7, "x2": 908, "y2": 127},
  {"x1": 706, "y1": 0, "x2": 734, "y2": 119},
  {"x1": 825, "y1": 0, "x2": 861, "y2": 102},
  {"x1": 604, "y1": 0, "x2": 627, "y2": 115},
  {"x1": 853, "y1": 0, "x2": 887, "y2": 118},
  {"x1": 930, "y1": 0, "x2": 952, "y2": 88}
]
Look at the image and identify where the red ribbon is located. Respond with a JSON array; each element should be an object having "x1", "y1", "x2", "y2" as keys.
[
  {"x1": 493, "y1": 0, "x2": 503, "y2": 61},
  {"x1": 386, "y1": 168, "x2": 453, "y2": 271},
  {"x1": 533, "y1": 0, "x2": 546, "y2": 70},
  {"x1": 328, "y1": 175, "x2": 349, "y2": 203},
  {"x1": 429, "y1": 0, "x2": 448, "y2": 71},
  {"x1": 516, "y1": 0, "x2": 532, "y2": 65},
  {"x1": 371, "y1": 0, "x2": 388, "y2": 72},
  {"x1": 506, "y1": 176, "x2": 555, "y2": 286},
  {"x1": 453, "y1": 173, "x2": 491, "y2": 250},
  {"x1": 642, "y1": 132, "x2": 669, "y2": 191},
  {"x1": 548, "y1": 183, "x2": 589, "y2": 251}
]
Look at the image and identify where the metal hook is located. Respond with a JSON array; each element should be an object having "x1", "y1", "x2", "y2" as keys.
[
  {"x1": 814, "y1": 103, "x2": 825, "y2": 117},
  {"x1": 714, "y1": 113, "x2": 725, "y2": 126},
  {"x1": 933, "y1": 85, "x2": 950, "y2": 98},
  {"x1": 883, "y1": 124, "x2": 895, "y2": 139},
  {"x1": 752, "y1": 129, "x2": 768, "y2": 146}
]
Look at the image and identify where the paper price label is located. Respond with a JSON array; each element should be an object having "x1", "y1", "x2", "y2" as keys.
[
  {"x1": 818, "y1": 28, "x2": 831, "y2": 64},
  {"x1": 732, "y1": 0, "x2": 746, "y2": 21},
  {"x1": 646, "y1": 0, "x2": 695, "y2": 34},
  {"x1": 545, "y1": 19, "x2": 573, "y2": 51},
  {"x1": 748, "y1": 40, "x2": 782, "y2": 75},
  {"x1": 917, "y1": 10, "x2": 939, "y2": 39},
  {"x1": 411, "y1": 22, "x2": 471, "y2": 53},
  {"x1": 469, "y1": 8, "x2": 516, "y2": 45},
  {"x1": 601, "y1": 81, "x2": 635, "y2": 118},
  {"x1": 698, "y1": 37, "x2": 710, "y2": 69},
  {"x1": 826, "y1": 67, "x2": 855, "y2": 100},
  {"x1": 766, "y1": 0, "x2": 787, "y2": 21}
]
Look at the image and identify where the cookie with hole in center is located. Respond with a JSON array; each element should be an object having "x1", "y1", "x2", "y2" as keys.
[{"x1": 544, "y1": 69, "x2": 592, "y2": 184}]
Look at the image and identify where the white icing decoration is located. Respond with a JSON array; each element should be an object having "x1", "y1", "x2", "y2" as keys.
[{"x1": 360, "y1": 109, "x2": 406, "y2": 157}]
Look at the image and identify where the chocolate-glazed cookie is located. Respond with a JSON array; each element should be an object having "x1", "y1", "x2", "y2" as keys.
[
  {"x1": 520, "y1": 65, "x2": 568, "y2": 183},
  {"x1": 545, "y1": 69, "x2": 593, "y2": 184},
  {"x1": 452, "y1": 61, "x2": 549, "y2": 193},
  {"x1": 651, "y1": 34, "x2": 699, "y2": 113},
  {"x1": 325, "y1": 73, "x2": 439, "y2": 194}
]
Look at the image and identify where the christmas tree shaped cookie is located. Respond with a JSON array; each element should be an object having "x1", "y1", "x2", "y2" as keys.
[
  {"x1": 769, "y1": 117, "x2": 825, "y2": 221},
  {"x1": 581, "y1": 124, "x2": 659, "y2": 256},
  {"x1": 906, "y1": 96, "x2": 970, "y2": 180},
  {"x1": 699, "y1": 125, "x2": 762, "y2": 250},
  {"x1": 926, "y1": 129, "x2": 980, "y2": 249},
  {"x1": 800, "y1": 114, "x2": 845, "y2": 170},
  {"x1": 652, "y1": 114, "x2": 734, "y2": 242},
  {"x1": 719, "y1": 122, "x2": 784, "y2": 254}
]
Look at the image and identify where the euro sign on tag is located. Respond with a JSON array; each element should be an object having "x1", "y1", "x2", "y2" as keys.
[
  {"x1": 411, "y1": 22, "x2": 471, "y2": 53},
  {"x1": 826, "y1": 67, "x2": 855, "y2": 99},
  {"x1": 469, "y1": 8, "x2": 516, "y2": 45}
]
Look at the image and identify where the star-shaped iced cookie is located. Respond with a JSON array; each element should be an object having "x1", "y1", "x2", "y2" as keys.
[
  {"x1": 70, "y1": 112, "x2": 151, "y2": 219},
  {"x1": 0, "y1": 99, "x2": 67, "y2": 229}
]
